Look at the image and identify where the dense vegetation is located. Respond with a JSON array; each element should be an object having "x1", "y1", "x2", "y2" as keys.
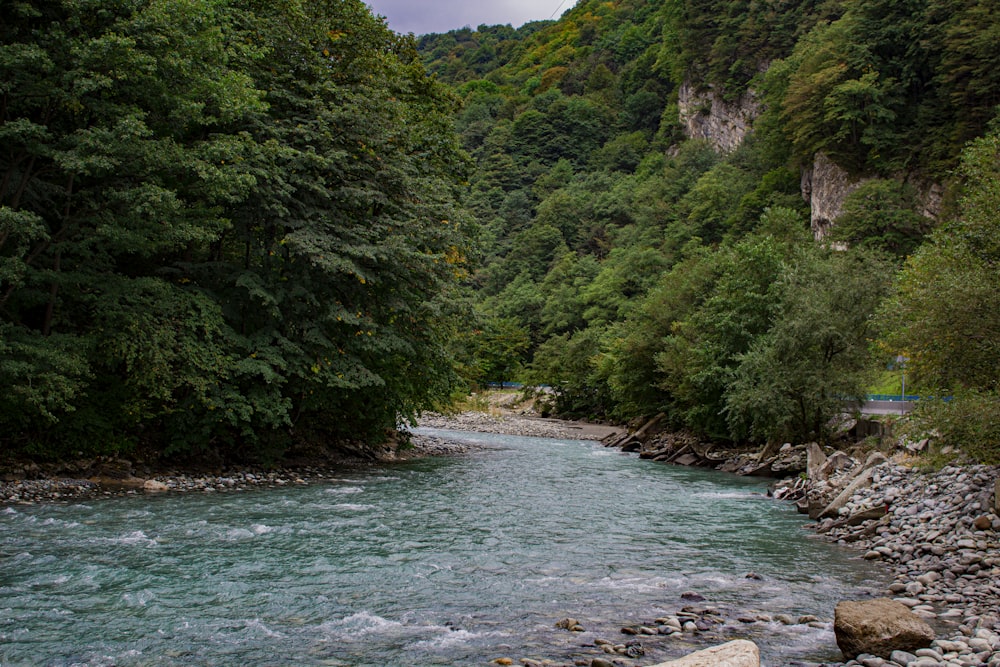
[
  {"x1": 1, "y1": 0, "x2": 471, "y2": 461},
  {"x1": 418, "y1": 0, "x2": 1000, "y2": 457},
  {"x1": 2, "y1": 0, "x2": 998, "y2": 465}
]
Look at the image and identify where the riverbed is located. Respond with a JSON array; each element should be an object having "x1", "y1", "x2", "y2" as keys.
[{"x1": 0, "y1": 428, "x2": 888, "y2": 666}]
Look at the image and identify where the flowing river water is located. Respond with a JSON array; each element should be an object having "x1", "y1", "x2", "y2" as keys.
[{"x1": 1, "y1": 429, "x2": 889, "y2": 666}]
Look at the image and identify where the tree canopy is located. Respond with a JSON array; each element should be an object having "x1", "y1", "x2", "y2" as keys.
[{"x1": 1, "y1": 0, "x2": 471, "y2": 460}]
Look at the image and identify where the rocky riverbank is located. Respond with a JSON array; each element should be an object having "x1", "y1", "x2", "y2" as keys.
[
  {"x1": 796, "y1": 460, "x2": 1000, "y2": 667},
  {"x1": 592, "y1": 411, "x2": 1000, "y2": 667},
  {"x1": 417, "y1": 410, "x2": 624, "y2": 441},
  {"x1": 0, "y1": 432, "x2": 476, "y2": 505}
]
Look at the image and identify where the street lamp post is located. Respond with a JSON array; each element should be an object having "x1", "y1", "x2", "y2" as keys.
[{"x1": 896, "y1": 355, "x2": 908, "y2": 415}]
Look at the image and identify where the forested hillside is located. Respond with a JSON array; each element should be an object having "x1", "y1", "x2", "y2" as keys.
[
  {"x1": 417, "y1": 0, "x2": 1000, "y2": 456},
  {"x1": 2, "y1": 0, "x2": 998, "y2": 465},
  {"x1": 0, "y1": 0, "x2": 472, "y2": 461}
]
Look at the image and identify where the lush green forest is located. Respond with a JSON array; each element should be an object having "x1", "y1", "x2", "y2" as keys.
[
  {"x1": 2, "y1": 0, "x2": 998, "y2": 464},
  {"x1": 1, "y1": 0, "x2": 472, "y2": 461},
  {"x1": 417, "y1": 0, "x2": 1000, "y2": 457}
]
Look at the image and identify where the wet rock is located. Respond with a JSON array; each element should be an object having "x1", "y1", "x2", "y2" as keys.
[
  {"x1": 835, "y1": 598, "x2": 935, "y2": 660},
  {"x1": 555, "y1": 618, "x2": 584, "y2": 632}
]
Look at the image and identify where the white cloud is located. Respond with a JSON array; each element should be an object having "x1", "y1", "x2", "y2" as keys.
[{"x1": 366, "y1": 0, "x2": 577, "y2": 35}]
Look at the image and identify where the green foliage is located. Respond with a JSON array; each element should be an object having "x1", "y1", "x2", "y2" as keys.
[
  {"x1": 407, "y1": 0, "x2": 1000, "y2": 462},
  {"x1": 878, "y1": 130, "x2": 1000, "y2": 392},
  {"x1": 725, "y1": 248, "x2": 893, "y2": 443},
  {"x1": 467, "y1": 316, "x2": 531, "y2": 385},
  {"x1": 831, "y1": 180, "x2": 932, "y2": 257},
  {"x1": 0, "y1": 0, "x2": 471, "y2": 461},
  {"x1": 905, "y1": 391, "x2": 1000, "y2": 465}
]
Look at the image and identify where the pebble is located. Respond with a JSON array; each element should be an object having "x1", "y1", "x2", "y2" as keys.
[
  {"x1": 813, "y1": 461, "x2": 1000, "y2": 667},
  {"x1": 0, "y1": 434, "x2": 477, "y2": 504}
]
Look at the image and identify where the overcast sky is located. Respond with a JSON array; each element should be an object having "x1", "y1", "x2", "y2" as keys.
[{"x1": 366, "y1": 0, "x2": 578, "y2": 36}]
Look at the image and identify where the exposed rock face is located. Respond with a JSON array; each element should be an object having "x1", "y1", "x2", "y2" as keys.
[
  {"x1": 647, "y1": 639, "x2": 760, "y2": 667},
  {"x1": 677, "y1": 82, "x2": 760, "y2": 153},
  {"x1": 834, "y1": 598, "x2": 935, "y2": 659},
  {"x1": 800, "y1": 153, "x2": 943, "y2": 242},
  {"x1": 801, "y1": 152, "x2": 870, "y2": 240}
]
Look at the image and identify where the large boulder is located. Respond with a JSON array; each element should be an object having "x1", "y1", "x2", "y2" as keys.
[
  {"x1": 647, "y1": 639, "x2": 760, "y2": 667},
  {"x1": 834, "y1": 598, "x2": 935, "y2": 660}
]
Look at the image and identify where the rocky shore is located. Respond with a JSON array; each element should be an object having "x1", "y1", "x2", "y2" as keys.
[
  {"x1": 0, "y1": 431, "x2": 476, "y2": 505},
  {"x1": 417, "y1": 410, "x2": 623, "y2": 441},
  {"x1": 593, "y1": 411, "x2": 1000, "y2": 667}
]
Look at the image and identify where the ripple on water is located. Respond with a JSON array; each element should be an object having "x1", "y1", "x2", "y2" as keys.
[
  {"x1": 323, "y1": 486, "x2": 365, "y2": 495},
  {"x1": 0, "y1": 431, "x2": 889, "y2": 666}
]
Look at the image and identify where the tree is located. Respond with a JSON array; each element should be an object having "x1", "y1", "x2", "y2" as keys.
[
  {"x1": 878, "y1": 130, "x2": 1000, "y2": 392},
  {"x1": 0, "y1": 0, "x2": 472, "y2": 458},
  {"x1": 831, "y1": 179, "x2": 932, "y2": 258},
  {"x1": 662, "y1": 235, "x2": 787, "y2": 439},
  {"x1": 725, "y1": 248, "x2": 893, "y2": 444},
  {"x1": 0, "y1": 0, "x2": 264, "y2": 453}
]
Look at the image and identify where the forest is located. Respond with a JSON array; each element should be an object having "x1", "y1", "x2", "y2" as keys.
[
  {"x1": 1, "y1": 0, "x2": 472, "y2": 461},
  {"x1": 2, "y1": 0, "x2": 998, "y2": 464},
  {"x1": 416, "y1": 0, "x2": 1000, "y2": 459}
]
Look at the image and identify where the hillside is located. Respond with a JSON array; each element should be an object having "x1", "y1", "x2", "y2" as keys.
[{"x1": 416, "y1": 0, "x2": 1000, "y2": 455}]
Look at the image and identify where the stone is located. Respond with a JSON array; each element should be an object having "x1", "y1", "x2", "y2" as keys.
[
  {"x1": 677, "y1": 82, "x2": 759, "y2": 154},
  {"x1": 835, "y1": 598, "x2": 935, "y2": 660},
  {"x1": 804, "y1": 152, "x2": 870, "y2": 238},
  {"x1": 674, "y1": 453, "x2": 699, "y2": 466},
  {"x1": 645, "y1": 639, "x2": 760, "y2": 667},
  {"x1": 807, "y1": 442, "x2": 828, "y2": 481},
  {"x1": 974, "y1": 515, "x2": 993, "y2": 531},
  {"x1": 821, "y1": 451, "x2": 855, "y2": 478},
  {"x1": 821, "y1": 468, "x2": 876, "y2": 519},
  {"x1": 143, "y1": 479, "x2": 169, "y2": 492}
]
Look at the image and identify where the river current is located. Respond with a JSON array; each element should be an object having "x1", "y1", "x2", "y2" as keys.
[{"x1": 1, "y1": 429, "x2": 887, "y2": 666}]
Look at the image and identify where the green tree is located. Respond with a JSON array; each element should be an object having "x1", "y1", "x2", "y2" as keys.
[
  {"x1": 879, "y1": 130, "x2": 1000, "y2": 392},
  {"x1": 831, "y1": 179, "x2": 932, "y2": 258},
  {"x1": 0, "y1": 0, "x2": 472, "y2": 458},
  {"x1": 725, "y1": 248, "x2": 892, "y2": 444}
]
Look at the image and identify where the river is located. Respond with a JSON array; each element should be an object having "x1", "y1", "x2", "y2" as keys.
[{"x1": 0, "y1": 429, "x2": 887, "y2": 666}]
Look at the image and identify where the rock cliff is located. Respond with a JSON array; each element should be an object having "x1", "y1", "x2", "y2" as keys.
[
  {"x1": 800, "y1": 153, "x2": 870, "y2": 240},
  {"x1": 677, "y1": 82, "x2": 760, "y2": 154}
]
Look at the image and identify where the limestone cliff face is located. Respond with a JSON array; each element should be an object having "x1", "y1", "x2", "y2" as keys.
[
  {"x1": 675, "y1": 82, "x2": 942, "y2": 240},
  {"x1": 801, "y1": 153, "x2": 943, "y2": 241},
  {"x1": 800, "y1": 153, "x2": 870, "y2": 240},
  {"x1": 677, "y1": 82, "x2": 760, "y2": 154}
]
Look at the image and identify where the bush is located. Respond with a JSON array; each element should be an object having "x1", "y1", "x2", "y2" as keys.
[{"x1": 906, "y1": 391, "x2": 1000, "y2": 464}]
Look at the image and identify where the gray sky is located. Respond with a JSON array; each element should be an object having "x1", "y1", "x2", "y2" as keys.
[{"x1": 366, "y1": 0, "x2": 578, "y2": 36}]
